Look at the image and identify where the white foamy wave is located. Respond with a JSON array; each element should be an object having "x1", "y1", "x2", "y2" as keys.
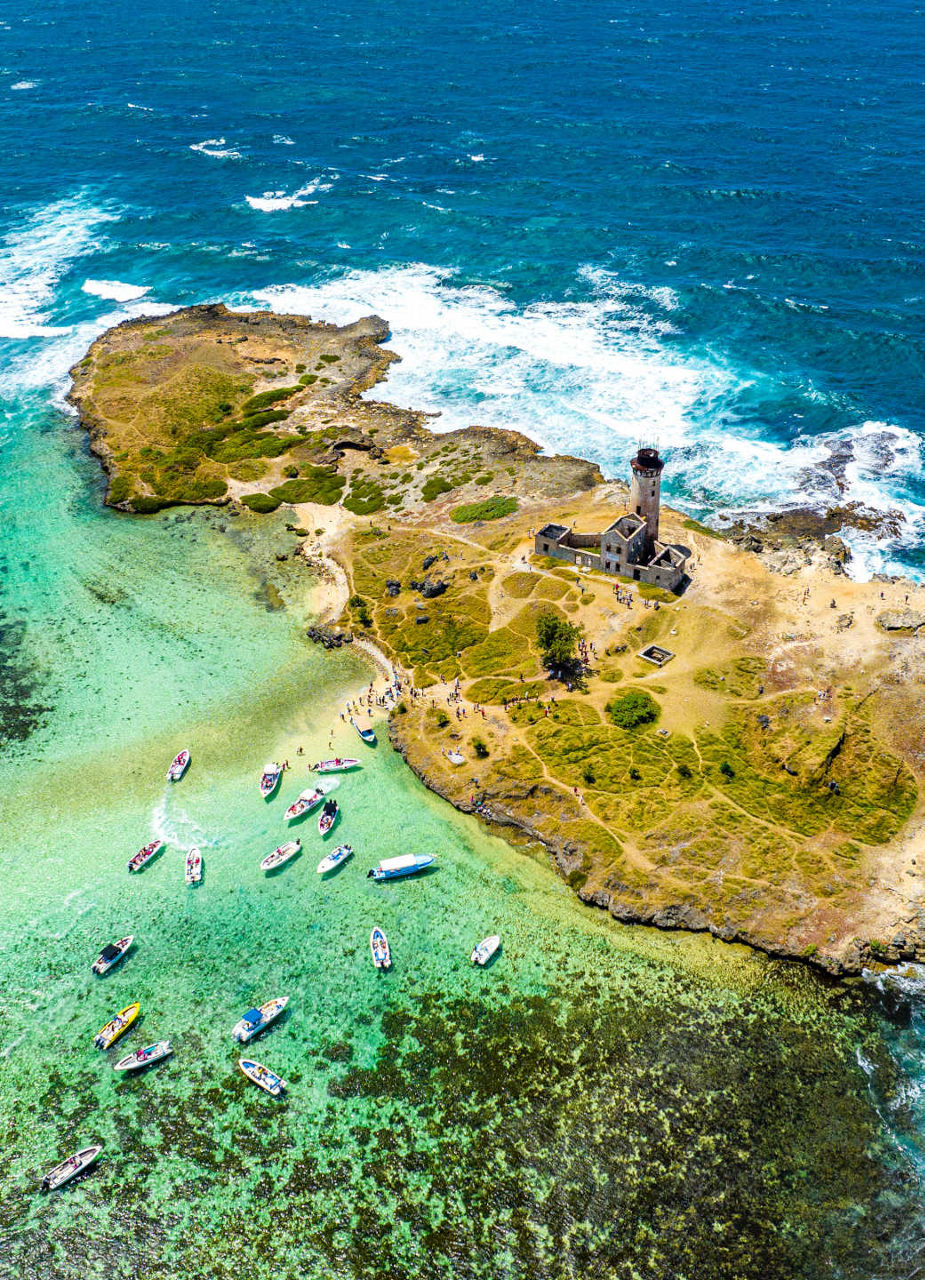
[
  {"x1": 273, "y1": 134, "x2": 295, "y2": 145},
  {"x1": 245, "y1": 177, "x2": 334, "y2": 211},
  {"x1": 81, "y1": 278, "x2": 151, "y2": 302},
  {"x1": 127, "y1": 101, "x2": 153, "y2": 112},
  {"x1": 190, "y1": 136, "x2": 242, "y2": 159},
  {"x1": 0, "y1": 194, "x2": 118, "y2": 339},
  {"x1": 11, "y1": 80, "x2": 36, "y2": 91}
]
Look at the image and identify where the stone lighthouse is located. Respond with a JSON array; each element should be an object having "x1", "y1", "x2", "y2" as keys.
[{"x1": 629, "y1": 445, "x2": 664, "y2": 553}]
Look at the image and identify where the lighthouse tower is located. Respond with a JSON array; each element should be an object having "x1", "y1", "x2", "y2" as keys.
[{"x1": 629, "y1": 445, "x2": 664, "y2": 553}]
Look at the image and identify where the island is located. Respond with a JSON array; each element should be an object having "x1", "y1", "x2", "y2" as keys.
[{"x1": 69, "y1": 304, "x2": 925, "y2": 974}]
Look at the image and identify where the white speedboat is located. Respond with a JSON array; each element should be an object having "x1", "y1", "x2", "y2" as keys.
[
  {"x1": 366, "y1": 853, "x2": 435, "y2": 882},
  {"x1": 92, "y1": 936, "x2": 134, "y2": 976},
  {"x1": 471, "y1": 935, "x2": 501, "y2": 966},
  {"x1": 185, "y1": 847, "x2": 203, "y2": 885},
  {"x1": 94, "y1": 1002, "x2": 140, "y2": 1050},
  {"x1": 318, "y1": 798, "x2": 338, "y2": 836},
  {"x1": 317, "y1": 843, "x2": 353, "y2": 875},
  {"x1": 284, "y1": 787, "x2": 324, "y2": 821},
  {"x1": 239, "y1": 1057, "x2": 285, "y2": 1096},
  {"x1": 259, "y1": 762, "x2": 283, "y2": 798},
  {"x1": 127, "y1": 839, "x2": 164, "y2": 873},
  {"x1": 232, "y1": 996, "x2": 289, "y2": 1043},
  {"x1": 351, "y1": 718, "x2": 377, "y2": 745},
  {"x1": 167, "y1": 749, "x2": 190, "y2": 781},
  {"x1": 41, "y1": 1144, "x2": 103, "y2": 1191},
  {"x1": 309, "y1": 757, "x2": 360, "y2": 774},
  {"x1": 114, "y1": 1040, "x2": 173, "y2": 1072},
  {"x1": 260, "y1": 839, "x2": 300, "y2": 872},
  {"x1": 370, "y1": 927, "x2": 391, "y2": 969}
]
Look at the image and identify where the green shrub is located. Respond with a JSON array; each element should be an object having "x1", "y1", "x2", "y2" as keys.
[
  {"x1": 241, "y1": 492, "x2": 281, "y2": 513},
  {"x1": 108, "y1": 474, "x2": 133, "y2": 504},
  {"x1": 422, "y1": 475, "x2": 454, "y2": 502},
  {"x1": 283, "y1": 464, "x2": 299, "y2": 478},
  {"x1": 472, "y1": 737, "x2": 490, "y2": 759},
  {"x1": 719, "y1": 761, "x2": 735, "y2": 779},
  {"x1": 606, "y1": 690, "x2": 660, "y2": 730},
  {"x1": 299, "y1": 373, "x2": 317, "y2": 385},
  {"x1": 229, "y1": 458, "x2": 268, "y2": 481},
  {"x1": 451, "y1": 496, "x2": 518, "y2": 523},
  {"x1": 269, "y1": 469, "x2": 346, "y2": 506},
  {"x1": 536, "y1": 612, "x2": 583, "y2": 668},
  {"x1": 435, "y1": 710, "x2": 450, "y2": 728},
  {"x1": 677, "y1": 762, "x2": 693, "y2": 779},
  {"x1": 131, "y1": 495, "x2": 175, "y2": 514},
  {"x1": 240, "y1": 409, "x2": 289, "y2": 430},
  {"x1": 240, "y1": 386, "x2": 301, "y2": 414},
  {"x1": 318, "y1": 353, "x2": 340, "y2": 364},
  {"x1": 475, "y1": 473, "x2": 493, "y2": 486},
  {"x1": 295, "y1": 363, "x2": 306, "y2": 373}
]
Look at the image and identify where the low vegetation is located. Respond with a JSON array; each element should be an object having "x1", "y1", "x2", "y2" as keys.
[{"x1": 451, "y1": 496, "x2": 518, "y2": 523}]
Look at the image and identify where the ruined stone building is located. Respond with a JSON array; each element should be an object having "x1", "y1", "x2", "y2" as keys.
[{"x1": 534, "y1": 447, "x2": 689, "y2": 591}]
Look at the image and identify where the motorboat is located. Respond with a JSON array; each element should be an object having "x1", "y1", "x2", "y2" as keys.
[
  {"x1": 232, "y1": 996, "x2": 289, "y2": 1043},
  {"x1": 92, "y1": 936, "x2": 134, "y2": 976},
  {"x1": 366, "y1": 853, "x2": 435, "y2": 882},
  {"x1": 185, "y1": 847, "x2": 203, "y2": 885},
  {"x1": 351, "y1": 718, "x2": 376, "y2": 746},
  {"x1": 114, "y1": 1041, "x2": 173, "y2": 1072},
  {"x1": 41, "y1": 1145, "x2": 103, "y2": 1191},
  {"x1": 471, "y1": 935, "x2": 501, "y2": 966},
  {"x1": 94, "y1": 1002, "x2": 140, "y2": 1050},
  {"x1": 260, "y1": 840, "x2": 301, "y2": 873},
  {"x1": 284, "y1": 787, "x2": 324, "y2": 821},
  {"x1": 259, "y1": 762, "x2": 283, "y2": 798},
  {"x1": 318, "y1": 798, "x2": 338, "y2": 836},
  {"x1": 309, "y1": 757, "x2": 360, "y2": 774},
  {"x1": 239, "y1": 1058, "x2": 286, "y2": 1097},
  {"x1": 370, "y1": 927, "x2": 391, "y2": 969},
  {"x1": 127, "y1": 839, "x2": 164, "y2": 873},
  {"x1": 167, "y1": 749, "x2": 190, "y2": 781},
  {"x1": 317, "y1": 843, "x2": 352, "y2": 875}
]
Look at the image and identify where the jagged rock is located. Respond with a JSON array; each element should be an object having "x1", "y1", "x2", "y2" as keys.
[
  {"x1": 835, "y1": 613, "x2": 854, "y2": 632},
  {"x1": 420, "y1": 578, "x2": 448, "y2": 599},
  {"x1": 275, "y1": 553, "x2": 288, "y2": 562},
  {"x1": 824, "y1": 535, "x2": 851, "y2": 575},
  {"x1": 469, "y1": 570, "x2": 478, "y2": 581},
  {"x1": 877, "y1": 609, "x2": 925, "y2": 632},
  {"x1": 415, "y1": 615, "x2": 429, "y2": 625},
  {"x1": 422, "y1": 554, "x2": 439, "y2": 571},
  {"x1": 385, "y1": 579, "x2": 401, "y2": 597},
  {"x1": 306, "y1": 624, "x2": 353, "y2": 649}
]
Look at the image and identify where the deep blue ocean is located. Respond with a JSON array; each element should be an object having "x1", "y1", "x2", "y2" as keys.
[{"x1": 2, "y1": 0, "x2": 923, "y2": 574}]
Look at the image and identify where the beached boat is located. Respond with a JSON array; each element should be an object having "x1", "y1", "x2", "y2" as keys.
[
  {"x1": 470, "y1": 935, "x2": 501, "y2": 966},
  {"x1": 91, "y1": 936, "x2": 134, "y2": 976},
  {"x1": 127, "y1": 839, "x2": 164, "y2": 873},
  {"x1": 351, "y1": 718, "x2": 377, "y2": 746},
  {"x1": 185, "y1": 846, "x2": 203, "y2": 885},
  {"x1": 260, "y1": 839, "x2": 301, "y2": 873},
  {"x1": 317, "y1": 843, "x2": 353, "y2": 875},
  {"x1": 239, "y1": 1057, "x2": 286, "y2": 1097},
  {"x1": 366, "y1": 853, "x2": 435, "y2": 882},
  {"x1": 232, "y1": 996, "x2": 289, "y2": 1043},
  {"x1": 114, "y1": 1040, "x2": 173, "y2": 1072},
  {"x1": 284, "y1": 787, "x2": 324, "y2": 821},
  {"x1": 370, "y1": 927, "x2": 391, "y2": 969},
  {"x1": 309, "y1": 757, "x2": 360, "y2": 774},
  {"x1": 41, "y1": 1145, "x2": 103, "y2": 1191},
  {"x1": 94, "y1": 1002, "x2": 140, "y2": 1050},
  {"x1": 259, "y1": 762, "x2": 283, "y2": 798},
  {"x1": 166, "y1": 749, "x2": 190, "y2": 781},
  {"x1": 318, "y1": 798, "x2": 338, "y2": 836}
]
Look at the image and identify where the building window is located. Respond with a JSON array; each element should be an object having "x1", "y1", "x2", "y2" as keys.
[{"x1": 542, "y1": 543, "x2": 549, "y2": 551}]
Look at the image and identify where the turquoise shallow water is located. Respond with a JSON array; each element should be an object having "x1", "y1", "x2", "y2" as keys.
[{"x1": 0, "y1": 408, "x2": 922, "y2": 1278}]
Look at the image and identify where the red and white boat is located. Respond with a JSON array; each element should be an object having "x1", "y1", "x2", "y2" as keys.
[
  {"x1": 309, "y1": 757, "x2": 360, "y2": 774},
  {"x1": 259, "y1": 762, "x2": 283, "y2": 798},
  {"x1": 127, "y1": 840, "x2": 164, "y2": 873},
  {"x1": 284, "y1": 787, "x2": 324, "y2": 821},
  {"x1": 185, "y1": 847, "x2": 203, "y2": 885},
  {"x1": 167, "y1": 749, "x2": 190, "y2": 781},
  {"x1": 114, "y1": 1040, "x2": 173, "y2": 1072},
  {"x1": 318, "y1": 798, "x2": 338, "y2": 836}
]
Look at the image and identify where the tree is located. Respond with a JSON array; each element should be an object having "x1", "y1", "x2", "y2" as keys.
[
  {"x1": 536, "y1": 611, "x2": 583, "y2": 671},
  {"x1": 606, "y1": 690, "x2": 660, "y2": 729}
]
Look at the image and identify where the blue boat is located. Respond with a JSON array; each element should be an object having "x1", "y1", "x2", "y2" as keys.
[
  {"x1": 351, "y1": 717, "x2": 377, "y2": 745},
  {"x1": 366, "y1": 853, "x2": 435, "y2": 882}
]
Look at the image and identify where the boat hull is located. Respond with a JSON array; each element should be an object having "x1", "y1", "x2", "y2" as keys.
[
  {"x1": 260, "y1": 841, "x2": 300, "y2": 873},
  {"x1": 284, "y1": 788, "x2": 323, "y2": 821},
  {"x1": 128, "y1": 840, "x2": 164, "y2": 873},
  {"x1": 114, "y1": 1041, "x2": 172, "y2": 1072},
  {"x1": 239, "y1": 1058, "x2": 286, "y2": 1096},
  {"x1": 370, "y1": 929, "x2": 391, "y2": 969},
  {"x1": 41, "y1": 1145, "x2": 103, "y2": 1191},
  {"x1": 232, "y1": 996, "x2": 289, "y2": 1043},
  {"x1": 310, "y1": 758, "x2": 360, "y2": 774},
  {"x1": 185, "y1": 848, "x2": 202, "y2": 885},
  {"x1": 167, "y1": 750, "x2": 190, "y2": 781},
  {"x1": 94, "y1": 1002, "x2": 140, "y2": 1050},
  {"x1": 367, "y1": 855, "x2": 435, "y2": 882},
  {"x1": 317, "y1": 844, "x2": 353, "y2": 875},
  {"x1": 471, "y1": 935, "x2": 501, "y2": 966},
  {"x1": 91, "y1": 936, "x2": 134, "y2": 976}
]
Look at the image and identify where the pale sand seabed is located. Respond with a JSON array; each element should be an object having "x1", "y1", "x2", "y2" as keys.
[{"x1": 0, "y1": 455, "x2": 917, "y2": 1274}]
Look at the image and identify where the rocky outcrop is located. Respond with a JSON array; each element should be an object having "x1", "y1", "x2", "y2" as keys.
[{"x1": 877, "y1": 610, "x2": 925, "y2": 632}]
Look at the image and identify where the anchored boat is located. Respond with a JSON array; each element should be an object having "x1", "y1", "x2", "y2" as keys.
[
  {"x1": 239, "y1": 1058, "x2": 286, "y2": 1097},
  {"x1": 309, "y1": 757, "x2": 360, "y2": 774},
  {"x1": 41, "y1": 1145, "x2": 103, "y2": 1191},
  {"x1": 351, "y1": 718, "x2": 377, "y2": 746},
  {"x1": 166, "y1": 749, "x2": 190, "y2": 781},
  {"x1": 471, "y1": 935, "x2": 501, "y2": 967},
  {"x1": 127, "y1": 839, "x2": 164, "y2": 873},
  {"x1": 232, "y1": 996, "x2": 289, "y2": 1043},
  {"x1": 114, "y1": 1040, "x2": 172, "y2": 1072},
  {"x1": 259, "y1": 762, "x2": 283, "y2": 798},
  {"x1": 185, "y1": 847, "x2": 203, "y2": 885},
  {"x1": 366, "y1": 853, "x2": 435, "y2": 882},
  {"x1": 260, "y1": 840, "x2": 301, "y2": 873},
  {"x1": 94, "y1": 1002, "x2": 140, "y2": 1050},
  {"x1": 370, "y1": 927, "x2": 391, "y2": 969},
  {"x1": 317, "y1": 843, "x2": 352, "y2": 875},
  {"x1": 318, "y1": 798, "x2": 338, "y2": 837},
  {"x1": 92, "y1": 936, "x2": 134, "y2": 976},
  {"x1": 284, "y1": 787, "x2": 324, "y2": 821}
]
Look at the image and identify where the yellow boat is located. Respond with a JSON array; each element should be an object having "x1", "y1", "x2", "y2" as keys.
[{"x1": 94, "y1": 1002, "x2": 140, "y2": 1050}]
